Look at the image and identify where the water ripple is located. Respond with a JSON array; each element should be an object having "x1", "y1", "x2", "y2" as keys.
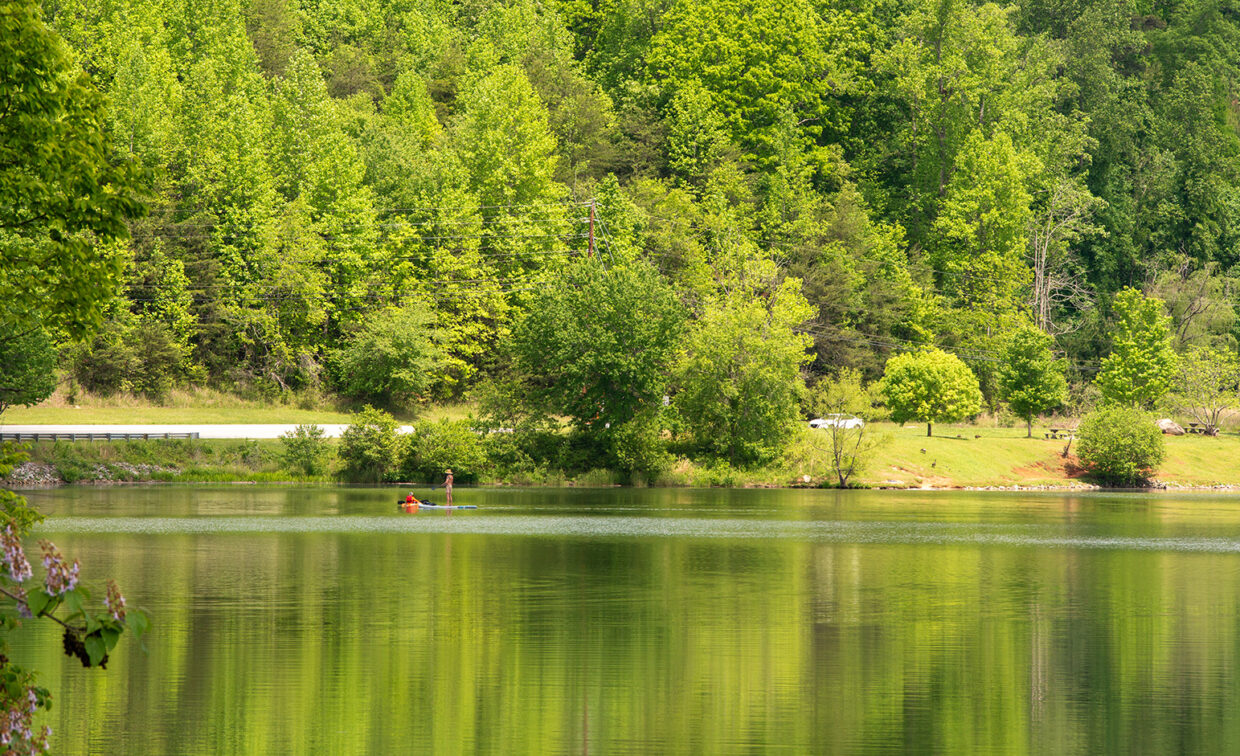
[{"x1": 33, "y1": 515, "x2": 1240, "y2": 552}]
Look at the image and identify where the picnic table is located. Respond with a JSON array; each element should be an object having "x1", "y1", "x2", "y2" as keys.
[
  {"x1": 1046, "y1": 427, "x2": 1076, "y2": 439},
  {"x1": 1187, "y1": 423, "x2": 1212, "y2": 435}
]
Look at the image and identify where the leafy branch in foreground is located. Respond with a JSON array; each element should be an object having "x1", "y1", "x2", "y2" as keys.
[{"x1": 0, "y1": 445, "x2": 148, "y2": 754}]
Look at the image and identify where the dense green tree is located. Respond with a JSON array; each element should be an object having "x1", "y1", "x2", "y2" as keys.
[
  {"x1": 0, "y1": 0, "x2": 144, "y2": 339},
  {"x1": 330, "y1": 304, "x2": 446, "y2": 407},
  {"x1": 0, "y1": 329, "x2": 57, "y2": 415},
  {"x1": 508, "y1": 259, "x2": 686, "y2": 431},
  {"x1": 453, "y1": 63, "x2": 561, "y2": 210},
  {"x1": 1096, "y1": 288, "x2": 1177, "y2": 408},
  {"x1": 280, "y1": 423, "x2": 332, "y2": 476},
  {"x1": 674, "y1": 278, "x2": 813, "y2": 465},
  {"x1": 998, "y1": 326, "x2": 1069, "y2": 437},
  {"x1": 404, "y1": 419, "x2": 487, "y2": 483},
  {"x1": 879, "y1": 349, "x2": 983, "y2": 437},
  {"x1": 338, "y1": 405, "x2": 407, "y2": 482},
  {"x1": 646, "y1": 0, "x2": 867, "y2": 160}
]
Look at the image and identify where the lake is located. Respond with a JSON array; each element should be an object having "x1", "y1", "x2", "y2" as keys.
[{"x1": 12, "y1": 485, "x2": 1240, "y2": 754}]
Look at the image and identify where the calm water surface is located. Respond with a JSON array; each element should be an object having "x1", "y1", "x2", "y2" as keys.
[{"x1": 13, "y1": 486, "x2": 1240, "y2": 754}]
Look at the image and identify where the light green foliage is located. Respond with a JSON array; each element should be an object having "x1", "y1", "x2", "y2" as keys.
[
  {"x1": 1096, "y1": 288, "x2": 1177, "y2": 408},
  {"x1": 808, "y1": 368, "x2": 871, "y2": 420},
  {"x1": 0, "y1": 0, "x2": 144, "y2": 339},
  {"x1": 330, "y1": 305, "x2": 445, "y2": 408},
  {"x1": 0, "y1": 329, "x2": 57, "y2": 415},
  {"x1": 508, "y1": 260, "x2": 686, "y2": 432},
  {"x1": 998, "y1": 326, "x2": 1068, "y2": 437},
  {"x1": 879, "y1": 0, "x2": 1083, "y2": 234},
  {"x1": 280, "y1": 424, "x2": 332, "y2": 476},
  {"x1": 338, "y1": 405, "x2": 406, "y2": 483},
  {"x1": 453, "y1": 64, "x2": 560, "y2": 210},
  {"x1": 1169, "y1": 346, "x2": 1240, "y2": 434},
  {"x1": 647, "y1": 0, "x2": 867, "y2": 158},
  {"x1": 1076, "y1": 406, "x2": 1165, "y2": 486},
  {"x1": 674, "y1": 278, "x2": 813, "y2": 465},
  {"x1": 879, "y1": 349, "x2": 983, "y2": 437},
  {"x1": 931, "y1": 131, "x2": 1033, "y2": 312},
  {"x1": 404, "y1": 419, "x2": 486, "y2": 483},
  {"x1": 664, "y1": 84, "x2": 733, "y2": 186}
]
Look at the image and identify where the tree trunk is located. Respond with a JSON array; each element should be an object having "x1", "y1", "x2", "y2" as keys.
[
  {"x1": 927, "y1": 422, "x2": 933, "y2": 437},
  {"x1": 1027, "y1": 418, "x2": 1033, "y2": 438}
]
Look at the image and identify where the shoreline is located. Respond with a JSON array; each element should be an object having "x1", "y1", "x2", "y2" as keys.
[{"x1": 7, "y1": 460, "x2": 1240, "y2": 494}]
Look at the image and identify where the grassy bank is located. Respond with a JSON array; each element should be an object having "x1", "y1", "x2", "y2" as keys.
[
  {"x1": 1, "y1": 386, "x2": 474, "y2": 425},
  {"x1": 5, "y1": 420, "x2": 1240, "y2": 489}
]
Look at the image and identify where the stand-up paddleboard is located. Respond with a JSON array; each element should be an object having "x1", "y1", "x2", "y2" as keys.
[{"x1": 396, "y1": 500, "x2": 478, "y2": 511}]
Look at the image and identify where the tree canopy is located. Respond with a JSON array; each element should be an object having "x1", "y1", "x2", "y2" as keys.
[{"x1": 880, "y1": 349, "x2": 983, "y2": 437}]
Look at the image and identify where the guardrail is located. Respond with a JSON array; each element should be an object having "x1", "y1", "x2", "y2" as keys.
[{"x1": 0, "y1": 432, "x2": 201, "y2": 442}]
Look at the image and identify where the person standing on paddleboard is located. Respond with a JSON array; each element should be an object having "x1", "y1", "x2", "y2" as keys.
[{"x1": 443, "y1": 469, "x2": 454, "y2": 505}]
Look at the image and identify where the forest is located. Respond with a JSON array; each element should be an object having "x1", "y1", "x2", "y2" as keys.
[{"x1": 8, "y1": 0, "x2": 1240, "y2": 474}]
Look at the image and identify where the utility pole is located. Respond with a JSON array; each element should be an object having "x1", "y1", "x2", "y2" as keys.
[{"x1": 587, "y1": 200, "x2": 595, "y2": 258}]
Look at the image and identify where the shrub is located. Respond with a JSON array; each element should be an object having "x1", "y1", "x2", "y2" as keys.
[
  {"x1": 608, "y1": 417, "x2": 672, "y2": 481},
  {"x1": 280, "y1": 424, "x2": 331, "y2": 476},
  {"x1": 339, "y1": 406, "x2": 406, "y2": 483},
  {"x1": 404, "y1": 419, "x2": 486, "y2": 483},
  {"x1": 1076, "y1": 407, "x2": 1165, "y2": 486}
]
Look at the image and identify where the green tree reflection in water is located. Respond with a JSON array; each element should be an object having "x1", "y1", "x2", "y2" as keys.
[{"x1": 13, "y1": 488, "x2": 1240, "y2": 754}]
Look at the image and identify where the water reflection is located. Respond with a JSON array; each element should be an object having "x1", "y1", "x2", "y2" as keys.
[{"x1": 11, "y1": 487, "x2": 1240, "y2": 754}]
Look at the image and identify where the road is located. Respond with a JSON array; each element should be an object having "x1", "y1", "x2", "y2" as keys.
[{"x1": 0, "y1": 424, "x2": 414, "y2": 439}]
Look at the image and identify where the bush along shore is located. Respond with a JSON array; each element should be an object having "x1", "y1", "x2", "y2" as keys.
[{"x1": 9, "y1": 419, "x2": 1240, "y2": 491}]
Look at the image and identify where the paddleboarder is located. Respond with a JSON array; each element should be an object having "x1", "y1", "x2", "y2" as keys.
[{"x1": 443, "y1": 469, "x2": 454, "y2": 505}]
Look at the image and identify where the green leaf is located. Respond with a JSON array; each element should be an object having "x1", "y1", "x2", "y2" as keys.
[
  {"x1": 26, "y1": 590, "x2": 51, "y2": 617},
  {"x1": 84, "y1": 635, "x2": 106, "y2": 667},
  {"x1": 126, "y1": 609, "x2": 149, "y2": 639},
  {"x1": 62, "y1": 588, "x2": 83, "y2": 618},
  {"x1": 101, "y1": 627, "x2": 121, "y2": 652}
]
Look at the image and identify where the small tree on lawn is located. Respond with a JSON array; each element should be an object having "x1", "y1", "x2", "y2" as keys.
[
  {"x1": 1168, "y1": 346, "x2": 1239, "y2": 435},
  {"x1": 880, "y1": 349, "x2": 983, "y2": 437},
  {"x1": 809, "y1": 369, "x2": 884, "y2": 487},
  {"x1": 998, "y1": 326, "x2": 1068, "y2": 437},
  {"x1": 1096, "y1": 288, "x2": 1177, "y2": 408}
]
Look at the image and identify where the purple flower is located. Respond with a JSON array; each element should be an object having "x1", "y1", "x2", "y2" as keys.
[
  {"x1": 38, "y1": 541, "x2": 79, "y2": 597},
  {"x1": 103, "y1": 580, "x2": 126, "y2": 622},
  {"x1": 0, "y1": 526, "x2": 31, "y2": 583}
]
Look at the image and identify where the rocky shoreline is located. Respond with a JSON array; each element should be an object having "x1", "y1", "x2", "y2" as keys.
[{"x1": 2, "y1": 461, "x2": 179, "y2": 488}]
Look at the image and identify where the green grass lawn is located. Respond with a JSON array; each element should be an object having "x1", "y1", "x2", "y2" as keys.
[
  {"x1": 1, "y1": 405, "x2": 359, "y2": 424},
  {"x1": 2, "y1": 389, "x2": 478, "y2": 425},
  {"x1": 855, "y1": 421, "x2": 1240, "y2": 488}
]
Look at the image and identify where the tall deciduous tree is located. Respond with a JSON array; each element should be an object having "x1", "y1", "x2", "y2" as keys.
[
  {"x1": 998, "y1": 326, "x2": 1068, "y2": 437},
  {"x1": 880, "y1": 349, "x2": 983, "y2": 437},
  {"x1": 1096, "y1": 288, "x2": 1177, "y2": 408},
  {"x1": 0, "y1": 0, "x2": 144, "y2": 339}
]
